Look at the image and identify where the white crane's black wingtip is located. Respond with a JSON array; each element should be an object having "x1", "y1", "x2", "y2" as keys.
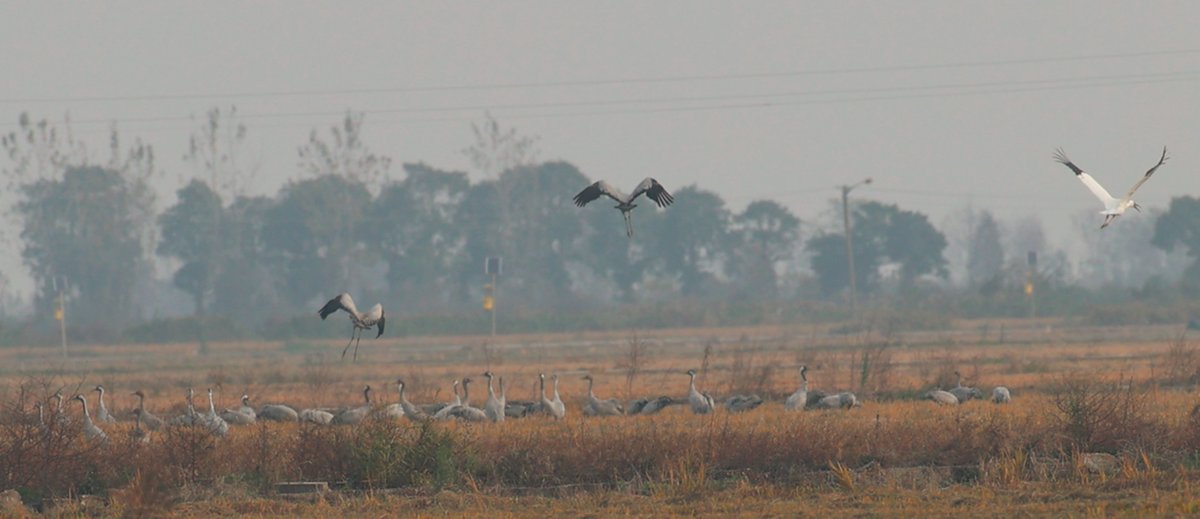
[{"x1": 1053, "y1": 148, "x2": 1083, "y2": 175}]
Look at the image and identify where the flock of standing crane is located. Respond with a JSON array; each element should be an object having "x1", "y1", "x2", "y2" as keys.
[{"x1": 39, "y1": 364, "x2": 1010, "y2": 445}]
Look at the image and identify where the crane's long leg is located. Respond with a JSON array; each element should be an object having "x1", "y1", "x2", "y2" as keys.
[
  {"x1": 624, "y1": 212, "x2": 634, "y2": 238},
  {"x1": 341, "y1": 328, "x2": 358, "y2": 360},
  {"x1": 352, "y1": 333, "x2": 363, "y2": 362}
]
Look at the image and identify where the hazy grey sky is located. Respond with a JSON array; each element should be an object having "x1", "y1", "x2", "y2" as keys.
[{"x1": 2, "y1": 2, "x2": 1199, "y2": 297}]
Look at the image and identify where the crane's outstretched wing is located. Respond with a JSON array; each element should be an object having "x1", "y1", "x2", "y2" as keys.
[
  {"x1": 1054, "y1": 148, "x2": 1116, "y2": 205},
  {"x1": 319, "y1": 293, "x2": 357, "y2": 319},
  {"x1": 1119, "y1": 146, "x2": 1168, "y2": 205},
  {"x1": 573, "y1": 181, "x2": 626, "y2": 207},
  {"x1": 628, "y1": 177, "x2": 675, "y2": 208},
  {"x1": 362, "y1": 304, "x2": 386, "y2": 338}
]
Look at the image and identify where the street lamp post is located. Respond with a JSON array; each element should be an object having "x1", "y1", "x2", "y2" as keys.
[{"x1": 841, "y1": 178, "x2": 873, "y2": 315}]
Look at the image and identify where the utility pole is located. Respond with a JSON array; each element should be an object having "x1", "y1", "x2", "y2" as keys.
[
  {"x1": 484, "y1": 257, "x2": 502, "y2": 336},
  {"x1": 52, "y1": 276, "x2": 67, "y2": 358},
  {"x1": 841, "y1": 178, "x2": 873, "y2": 315},
  {"x1": 1026, "y1": 251, "x2": 1037, "y2": 319}
]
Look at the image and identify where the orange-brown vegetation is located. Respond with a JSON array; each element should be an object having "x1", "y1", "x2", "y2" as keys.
[{"x1": 1, "y1": 319, "x2": 1198, "y2": 516}]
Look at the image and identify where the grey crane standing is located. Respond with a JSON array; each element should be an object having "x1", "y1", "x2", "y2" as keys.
[
  {"x1": 446, "y1": 378, "x2": 488, "y2": 422},
  {"x1": 395, "y1": 379, "x2": 429, "y2": 422},
  {"x1": 132, "y1": 390, "x2": 165, "y2": 431},
  {"x1": 73, "y1": 394, "x2": 108, "y2": 443},
  {"x1": 332, "y1": 385, "x2": 373, "y2": 425},
  {"x1": 685, "y1": 369, "x2": 715, "y2": 415},
  {"x1": 785, "y1": 365, "x2": 810, "y2": 411},
  {"x1": 581, "y1": 374, "x2": 624, "y2": 416},
  {"x1": 131, "y1": 408, "x2": 151, "y2": 444},
  {"x1": 203, "y1": 388, "x2": 230, "y2": 437},
  {"x1": 93, "y1": 385, "x2": 117, "y2": 423},
  {"x1": 482, "y1": 371, "x2": 505, "y2": 423},
  {"x1": 949, "y1": 371, "x2": 983, "y2": 403}
]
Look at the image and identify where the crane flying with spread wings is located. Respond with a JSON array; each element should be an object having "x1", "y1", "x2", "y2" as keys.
[
  {"x1": 572, "y1": 177, "x2": 674, "y2": 237},
  {"x1": 318, "y1": 293, "x2": 385, "y2": 361},
  {"x1": 1053, "y1": 147, "x2": 1168, "y2": 229}
]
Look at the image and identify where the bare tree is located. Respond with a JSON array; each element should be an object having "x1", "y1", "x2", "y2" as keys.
[
  {"x1": 462, "y1": 111, "x2": 540, "y2": 178},
  {"x1": 184, "y1": 106, "x2": 258, "y2": 200},
  {"x1": 0, "y1": 113, "x2": 91, "y2": 253},
  {"x1": 106, "y1": 123, "x2": 162, "y2": 258},
  {"x1": 0, "y1": 112, "x2": 90, "y2": 187},
  {"x1": 298, "y1": 111, "x2": 391, "y2": 192}
]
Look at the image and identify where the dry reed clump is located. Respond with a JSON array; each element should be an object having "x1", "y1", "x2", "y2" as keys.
[
  {"x1": 724, "y1": 347, "x2": 774, "y2": 398},
  {"x1": 345, "y1": 414, "x2": 475, "y2": 490},
  {"x1": 1163, "y1": 334, "x2": 1200, "y2": 386},
  {"x1": 291, "y1": 422, "x2": 350, "y2": 482},
  {"x1": 1050, "y1": 373, "x2": 1163, "y2": 454}
]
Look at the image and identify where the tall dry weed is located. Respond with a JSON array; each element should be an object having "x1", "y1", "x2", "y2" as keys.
[
  {"x1": 1164, "y1": 333, "x2": 1199, "y2": 386},
  {"x1": 618, "y1": 335, "x2": 647, "y2": 399},
  {"x1": 1051, "y1": 373, "x2": 1160, "y2": 453}
]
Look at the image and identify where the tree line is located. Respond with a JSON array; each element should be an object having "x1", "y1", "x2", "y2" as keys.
[{"x1": 2, "y1": 110, "x2": 1199, "y2": 336}]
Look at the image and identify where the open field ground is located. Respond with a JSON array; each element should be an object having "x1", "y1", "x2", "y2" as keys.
[{"x1": 3, "y1": 318, "x2": 1200, "y2": 517}]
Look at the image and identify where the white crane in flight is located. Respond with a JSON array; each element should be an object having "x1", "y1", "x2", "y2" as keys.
[{"x1": 1053, "y1": 147, "x2": 1168, "y2": 229}]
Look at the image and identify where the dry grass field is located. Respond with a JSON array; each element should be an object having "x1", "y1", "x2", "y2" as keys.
[{"x1": 3, "y1": 318, "x2": 1200, "y2": 517}]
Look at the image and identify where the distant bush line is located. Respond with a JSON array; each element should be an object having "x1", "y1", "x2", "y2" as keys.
[{"x1": 0, "y1": 292, "x2": 1196, "y2": 347}]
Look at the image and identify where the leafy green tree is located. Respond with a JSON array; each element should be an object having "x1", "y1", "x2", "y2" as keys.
[
  {"x1": 493, "y1": 161, "x2": 588, "y2": 306},
  {"x1": 1152, "y1": 196, "x2": 1200, "y2": 289},
  {"x1": 806, "y1": 232, "x2": 884, "y2": 297},
  {"x1": 728, "y1": 200, "x2": 800, "y2": 298},
  {"x1": 645, "y1": 185, "x2": 730, "y2": 296},
  {"x1": 371, "y1": 163, "x2": 469, "y2": 310},
  {"x1": 879, "y1": 205, "x2": 948, "y2": 283},
  {"x1": 577, "y1": 203, "x2": 661, "y2": 303},
  {"x1": 452, "y1": 180, "x2": 502, "y2": 306},
  {"x1": 212, "y1": 195, "x2": 282, "y2": 325},
  {"x1": 262, "y1": 175, "x2": 372, "y2": 307},
  {"x1": 966, "y1": 211, "x2": 1005, "y2": 288},
  {"x1": 807, "y1": 201, "x2": 946, "y2": 296},
  {"x1": 158, "y1": 180, "x2": 226, "y2": 315},
  {"x1": 19, "y1": 166, "x2": 144, "y2": 325},
  {"x1": 4, "y1": 114, "x2": 159, "y2": 326}
]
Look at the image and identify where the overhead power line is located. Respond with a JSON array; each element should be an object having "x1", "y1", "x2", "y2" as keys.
[
  {"x1": 1, "y1": 48, "x2": 1198, "y2": 105},
  {"x1": 11, "y1": 67, "x2": 1200, "y2": 130}
]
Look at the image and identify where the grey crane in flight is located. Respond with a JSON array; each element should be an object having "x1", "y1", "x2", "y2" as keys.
[{"x1": 573, "y1": 177, "x2": 674, "y2": 237}]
